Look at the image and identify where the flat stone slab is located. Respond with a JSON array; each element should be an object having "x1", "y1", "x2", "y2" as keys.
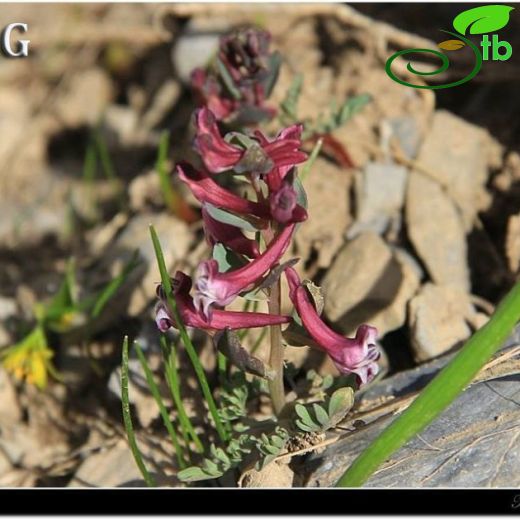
[
  {"x1": 303, "y1": 332, "x2": 520, "y2": 487},
  {"x1": 406, "y1": 171, "x2": 470, "y2": 292}
]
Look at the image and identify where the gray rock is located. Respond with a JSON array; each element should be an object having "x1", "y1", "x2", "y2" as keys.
[
  {"x1": 0, "y1": 367, "x2": 21, "y2": 424},
  {"x1": 0, "y1": 296, "x2": 16, "y2": 320},
  {"x1": 129, "y1": 170, "x2": 163, "y2": 212},
  {"x1": 0, "y1": 447, "x2": 11, "y2": 476},
  {"x1": 406, "y1": 171, "x2": 470, "y2": 292},
  {"x1": 348, "y1": 161, "x2": 407, "y2": 238},
  {"x1": 294, "y1": 157, "x2": 352, "y2": 270},
  {"x1": 506, "y1": 212, "x2": 520, "y2": 273},
  {"x1": 69, "y1": 437, "x2": 178, "y2": 487},
  {"x1": 171, "y1": 19, "x2": 227, "y2": 83},
  {"x1": 416, "y1": 110, "x2": 492, "y2": 230},
  {"x1": 69, "y1": 441, "x2": 142, "y2": 487},
  {"x1": 322, "y1": 233, "x2": 419, "y2": 337},
  {"x1": 0, "y1": 297, "x2": 16, "y2": 347},
  {"x1": 388, "y1": 116, "x2": 421, "y2": 159},
  {"x1": 0, "y1": 172, "x2": 70, "y2": 249},
  {"x1": 54, "y1": 68, "x2": 113, "y2": 128},
  {"x1": 304, "y1": 341, "x2": 520, "y2": 487},
  {"x1": 408, "y1": 284, "x2": 475, "y2": 362}
]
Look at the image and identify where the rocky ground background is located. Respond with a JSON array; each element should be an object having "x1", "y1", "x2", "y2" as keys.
[{"x1": 0, "y1": 3, "x2": 519, "y2": 487}]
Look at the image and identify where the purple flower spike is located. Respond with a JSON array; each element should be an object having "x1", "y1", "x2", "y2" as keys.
[
  {"x1": 202, "y1": 205, "x2": 260, "y2": 258},
  {"x1": 285, "y1": 267, "x2": 380, "y2": 386},
  {"x1": 194, "y1": 224, "x2": 295, "y2": 320},
  {"x1": 219, "y1": 27, "x2": 271, "y2": 83},
  {"x1": 155, "y1": 272, "x2": 291, "y2": 332},
  {"x1": 177, "y1": 162, "x2": 270, "y2": 220}
]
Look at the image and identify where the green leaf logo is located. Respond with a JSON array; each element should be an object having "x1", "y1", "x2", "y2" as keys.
[{"x1": 453, "y1": 5, "x2": 514, "y2": 35}]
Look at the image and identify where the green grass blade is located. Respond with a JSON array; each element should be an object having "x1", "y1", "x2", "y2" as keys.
[
  {"x1": 300, "y1": 138, "x2": 323, "y2": 182},
  {"x1": 134, "y1": 341, "x2": 186, "y2": 469},
  {"x1": 94, "y1": 130, "x2": 116, "y2": 181},
  {"x1": 149, "y1": 225, "x2": 228, "y2": 442},
  {"x1": 82, "y1": 141, "x2": 97, "y2": 185},
  {"x1": 160, "y1": 336, "x2": 204, "y2": 455},
  {"x1": 335, "y1": 280, "x2": 520, "y2": 487},
  {"x1": 121, "y1": 336, "x2": 156, "y2": 487},
  {"x1": 156, "y1": 130, "x2": 175, "y2": 210},
  {"x1": 91, "y1": 250, "x2": 140, "y2": 319}
]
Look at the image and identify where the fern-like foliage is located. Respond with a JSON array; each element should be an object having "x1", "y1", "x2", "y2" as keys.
[
  {"x1": 218, "y1": 372, "x2": 249, "y2": 425},
  {"x1": 177, "y1": 434, "x2": 255, "y2": 482},
  {"x1": 255, "y1": 426, "x2": 290, "y2": 470}
]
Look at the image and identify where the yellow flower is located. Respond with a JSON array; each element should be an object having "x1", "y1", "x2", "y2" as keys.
[{"x1": 1, "y1": 326, "x2": 54, "y2": 389}]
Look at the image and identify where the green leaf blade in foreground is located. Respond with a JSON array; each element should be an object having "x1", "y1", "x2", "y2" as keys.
[
  {"x1": 149, "y1": 225, "x2": 228, "y2": 442},
  {"x1": 121, "y1": 336, "x2": 156, "y2": 487},
  {"x1": 160, "y1": 336, "x2": 204, "y2": 455},
  {"x1": 453, "y1": 5, "x2": 514, "y2": 35},
  {"x1": 134, "y1": 341, "x2": 186, "y2": 469},
  {"x1": 335, "y1": 280, "x2": 520, "y2": 487},
  {"x1": 156, "y1": 130, "x2": 174, "y2": 210}
]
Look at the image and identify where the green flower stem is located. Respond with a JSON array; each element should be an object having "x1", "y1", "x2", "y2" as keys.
[
  {"x1": 267, "y1": 276, "x2": 286, "y2": 417},
  {"x1": 150, "y1": 225, "x2": 228, "y2": 442},
  {"x1": 335, "y1": 280, "x2": 520, "y2": 487}
]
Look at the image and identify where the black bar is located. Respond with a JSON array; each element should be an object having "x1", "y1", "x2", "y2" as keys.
[{"x1": 1, "y1": 489, "x2": 520, "y2": 515}]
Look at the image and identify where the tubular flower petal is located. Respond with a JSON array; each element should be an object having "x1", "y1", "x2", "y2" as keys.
[
  {"x1": 194, "y1": 107, "x2": 307, "y2": 178},
  {"x1": 155, "y1": 272, "x2": 291, "y2": 332},
  {"x1": 254, "y1": 125, "x2": 307, "y2": 192},
  {"x1": 193, "y1": 224, "x2": 295, "y2": 320},
  {"x1": 194, "y1": 107, "x2": 243, "y2": 173},
  {"x1": 201, "y1": 205, "x2": 260, "y2": 258},
  {"x1": 177, "y1": 162, "x2": 270, "y2": 219},
  {"x1": 285, "y1": 267, "x2": 380, "y2": 385}
]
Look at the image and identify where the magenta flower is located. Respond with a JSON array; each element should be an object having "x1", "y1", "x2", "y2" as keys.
[
  {"x1": 285, "y1": 267, "x2": 380, "y2": 385},
  {"x1": 194, "y1": 107, "x2": 307, "y2": 176},
  {"x1": 191, "y1": 68, "x2": 235, "y2": 121},
  {"x1": 193, "y1": 224, "x2": 295, "y2": 320},
  {"x1": 177, "y1": 162, "x2": 270, "y2": 220},
  {"x1": 156, "y1": 271, "x2": 291, "y2": 332},
  {"x1": 194, "y1": 107, "x2": 244, "y2": 173},
  {"x1": 219, "y1": 27, "x2": 271, "y2": 84},
  {"x1": 190, "y1": 27, "x2": 278, "y2": 125},
  {"x1": 254, "y1": 124, "x2": 306, "y2": 192},
  {"x1": 269, "y1": 181, "x2": 307, "y2": 224},
  {"x1": 201, "y1": 205, "x2": 260, "y2": 258}
]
